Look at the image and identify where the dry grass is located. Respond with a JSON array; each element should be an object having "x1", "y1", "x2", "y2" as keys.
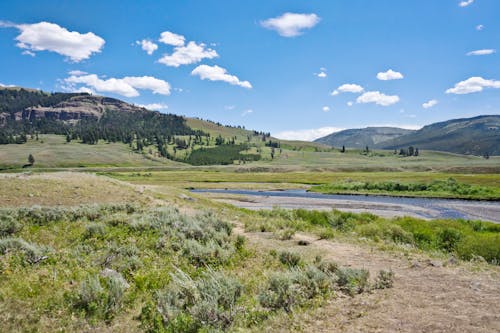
[{"x1": 0, "y1": 172, "x2": 145, "y2": 207}]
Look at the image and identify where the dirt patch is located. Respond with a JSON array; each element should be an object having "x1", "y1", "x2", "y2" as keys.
[{"x1": 233, "y1": 225, "x2": 500, "y2": 332}]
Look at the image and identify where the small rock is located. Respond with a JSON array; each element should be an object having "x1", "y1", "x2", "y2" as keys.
[{"x1": 426, "y1": 260, "x2": 442, "y2": 267}]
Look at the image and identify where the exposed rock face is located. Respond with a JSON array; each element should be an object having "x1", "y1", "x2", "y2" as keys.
[{"x1": 9, "y1": 95, "x2": 146, "y2": 124}]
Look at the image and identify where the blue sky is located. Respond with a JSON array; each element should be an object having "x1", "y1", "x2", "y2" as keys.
[{"x1": 1, "y1": 0, "x2": 499, "y2": 140}]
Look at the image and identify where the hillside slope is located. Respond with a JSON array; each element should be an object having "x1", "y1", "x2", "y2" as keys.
[
  {"x1": 378, "y1": 115, "x2": 500, "y2": 156},
  {"x1": 314, "y1": 127, "x2": 414, "y2": 149}
]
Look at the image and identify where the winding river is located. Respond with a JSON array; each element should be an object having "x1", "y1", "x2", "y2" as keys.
[{"x1": 192, "y1": 189, "x2": 500, "y2": 223}]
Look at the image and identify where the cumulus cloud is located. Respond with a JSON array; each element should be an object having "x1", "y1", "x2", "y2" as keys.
[
  {"x1": 476, "y1": 24, "x2": 484, "y2": 31},
  {"x1": 159, "y1": 31, "x2": 185, "y2": 46},
  {"x1": 446, "y1": 76, "x2": 500, "y2": 94},
  {"x1": 459, "y1": 0, "x2": 474, "y2": 7},
  {"x1": 137, "y1": 103, "x2": 168, "y2": 110},
  {"x1": 322, "y1": 106, "x2": 330, "y2": 112},
  {"x1": 2, "y1": 21, "x2": 105, "y2": 62},
  {"x1": 274, "y1": 126, "x2": 344, "y2": 141},
  {"x1": 316, "y1": 71, "x2": 327, "y2": 78},
  {"x1": 331, "y1": 83, "x2": 364, "y2": 96},
  {"x1": 347, "y1": 101, "x2": 353, "y2": 107},
  {"x1": 137, "y1": 39, "x2": 158, "y2": 55},
  {"x1": 377, "y1": 69, "x2": 404, "y2": 81},
  {"x1": 65, "y1": 73, "x2": 171, "y2": 97},
  {"x1": 191, "y1": 65, "x2": 252, "y2": 89},
  {"x1": 261, "y1": 13, "x2": 320, "y2": 37},
  {"x1": 158, "y1": 41, "x2": 218, "y2": 67},
  {"x1": 422, "y1": 99, "x2": 438, "y2": 109},
  {"x1": 466, "y1": 49, "x2": 496, "y2": 56},
  {"x1": 356, "y1": 91, "x2": 400, "y2": 106}
]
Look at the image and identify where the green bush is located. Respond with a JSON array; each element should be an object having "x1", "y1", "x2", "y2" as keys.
[
  {"x1": 456, "y1": 234, "x2": 500, "y2": 264},
  {"x1": 259, "y1": 266, "x2": 335, "y2": 312},
  {"x1": 335, "y1": 267, "x2": 370, "y2": 296},
  {"x1": 148, "y1": 267, "x2": 242, "y2": 331},
  {"x1": 0, "y1": 212, "x2": 22, "y2": 236},
  {"x1": 279, "y1": 251, "x2": 302, "y2": 267},
  {"x1": 0, "y1": 238, "x2": 45, "y2": 264}
]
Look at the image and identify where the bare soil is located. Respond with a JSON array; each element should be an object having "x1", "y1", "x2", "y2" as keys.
[{"x1": 235, "y1": 225, "x2": 500, "y2": 333}]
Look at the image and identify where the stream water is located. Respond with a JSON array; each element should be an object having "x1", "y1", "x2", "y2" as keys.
[{"x1": 192, "y1": 189, "x2": 500, "y2": 223}]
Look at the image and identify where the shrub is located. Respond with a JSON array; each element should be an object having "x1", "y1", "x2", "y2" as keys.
[
  {"x1": 279, "y1": 251, "x2": 302, "y2": 267},
  {"x1": 437, "y1": 228, "x2": 462, "y2": 252},
  {"x1": 75, "y1": 273, "x2": 127, "y2": 320},
  {"x1": 0, "y1": 212, "x2": 22, "y2": 236},
  {"x1": 455, "y1": 234, "x2": 500, "y2": 264},
  {"x1": 374, "y1": 270, "x2": 394, "y2": 289},
  {"x1": 259, "y1": 266, "x2": 335, "y2": 312},
  {"x1": 149, "y1": 267, "x2": 242, "y2": 331},
  {"x1": 275, "y1": 228, "x2": 295, "y2": 240},
  {"x1": 83, "y1": 223, "x2": 107, "y2": 239},
  {"x1": 335, "y1": 267, "x2": 370, "y2": 296},
  {"x1": 0, "y1": 238, "x2": 45, "y2": 264}
]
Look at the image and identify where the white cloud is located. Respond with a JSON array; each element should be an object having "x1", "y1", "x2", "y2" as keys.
[
  {"x1": 317, "y1": 71, "x2": 327, "y2": 78},
  {"x1": 347, "y1": 101, "x2": 353, "y2": 107},
  {"x1": 241, "y1": 109, "x2": 253, "y2": 117},
  {"x1": 22, "y1": 50, "x2": 35, "y2": 57},
  {"x1": 191, "y1": 65, "x2": 252, "y2": 89},
  {"x1": 137, "y1": 39, "x2": 158, "y2": 55},
  {"x1": 74, "y1": 86, "x2": 94, "y2": 94},
  {"x1": 68, "y1": 70, "x2": 87, "y2": 76},
  {"x1": 466, "y1": 49, "x2": 496, "y2": 56},
  {"x1": 459, "y1": 0, "x2": 474, "y2": 7},
  {"x1": 159, "y1": 31, "x2": 185, "y2": 46},
  {"x1": 6, "y1": 21, "x2": 104, "y2": 62},
  {"x1": 322, "y1": 106, "x2": 330, "y2": 112},
  {"x1": 377, "y1": 69, "x2": 404, "y2": 81},
  {"x1": 357, "y1": 91, "x2": 400, "y2": 106},
  {"x1": 158, "y1": 41, "x2": 218, "y2": 67},
  {"x1": 224, "y1": 105, "x2": 236, "y2": 110},
  {"x1": 121, "y1": 76, "x2": 171, "y2": 95},
  {"x1": 422, "y1": 99, "x2": 438, "y2": 109},
  {"x1": 331, "y1": 83, "x2": 364, "y2": 96},
  {"x1": 446, "y1": 76, "x2": 500, "y2": 94},
  {"x1": 65, "y1": 74, "x2": 171, "y2": 97},
  {"x1": 261, "y1": 13, "x2": 320, "y2": 37},
  {"x1": 137, "y1": 103, "x2": 168, "y2": 110},
  {"x1": 274, "y1": 126, "x2": 344, "y2": 141},
  {"x1": 476, "y1": 24, "x2": 484, "y2": 31}
]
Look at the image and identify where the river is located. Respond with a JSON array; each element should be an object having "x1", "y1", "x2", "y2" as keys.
[{"x1": 192, "y1": 189, "x2": 500, "y2": 223}]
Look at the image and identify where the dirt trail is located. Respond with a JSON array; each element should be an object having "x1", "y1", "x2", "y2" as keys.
[{"x1": 233, "y1": 225, "x2": 500, "y2": 333}]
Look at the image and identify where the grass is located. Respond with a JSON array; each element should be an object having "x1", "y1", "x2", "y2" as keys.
[
  {"x1": 0, "y1": 172, "x2": 145, "y2": 207},
  {"x1": 246, "y1": 207, "x2": 500, "y2": 264},
  {"x1": 0, "y1": 135, "x2": 179, "y2": 169},
  {"x1": 105, "y1": 170, "x2": 500, "y2": 199},
  {"x1": 311, "y1": 177, "x2": 500, "y2": 200}
]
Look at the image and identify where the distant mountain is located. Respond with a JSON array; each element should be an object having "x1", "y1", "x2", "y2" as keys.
[
  {"x1": 314, "y1": 127, "x2": 414, "y2": 149},
  {"x1": 378, "y1": 115, "x2": 500, "y2": 156}
]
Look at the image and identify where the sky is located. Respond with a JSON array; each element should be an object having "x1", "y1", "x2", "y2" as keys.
[{"x1": 0, "y1": 0, "x2": 499, "y2": 141}]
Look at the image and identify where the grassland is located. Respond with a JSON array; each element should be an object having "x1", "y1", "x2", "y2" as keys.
[
  {"x1": 0, "y1": 172, "x2": 499, "y2": 332},
  {"x1": 0, "y1": 135, "x2": 180, "y2": 170}
]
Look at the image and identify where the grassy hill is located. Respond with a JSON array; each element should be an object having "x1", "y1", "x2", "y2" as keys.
[
  {"x1": 378, "y1": 115, "x2": 500, "y2": 156},
  {"x1": 315, "y1": 127, "x2": 414, "y2": 149}
]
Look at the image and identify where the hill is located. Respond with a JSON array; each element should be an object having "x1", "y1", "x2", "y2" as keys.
[
  {"x1": 314, "y1": 127, "x2": 414, "y2": 149},
  {"x1": 378, "y1": 115, "x2": 500, "y2": 156}
]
